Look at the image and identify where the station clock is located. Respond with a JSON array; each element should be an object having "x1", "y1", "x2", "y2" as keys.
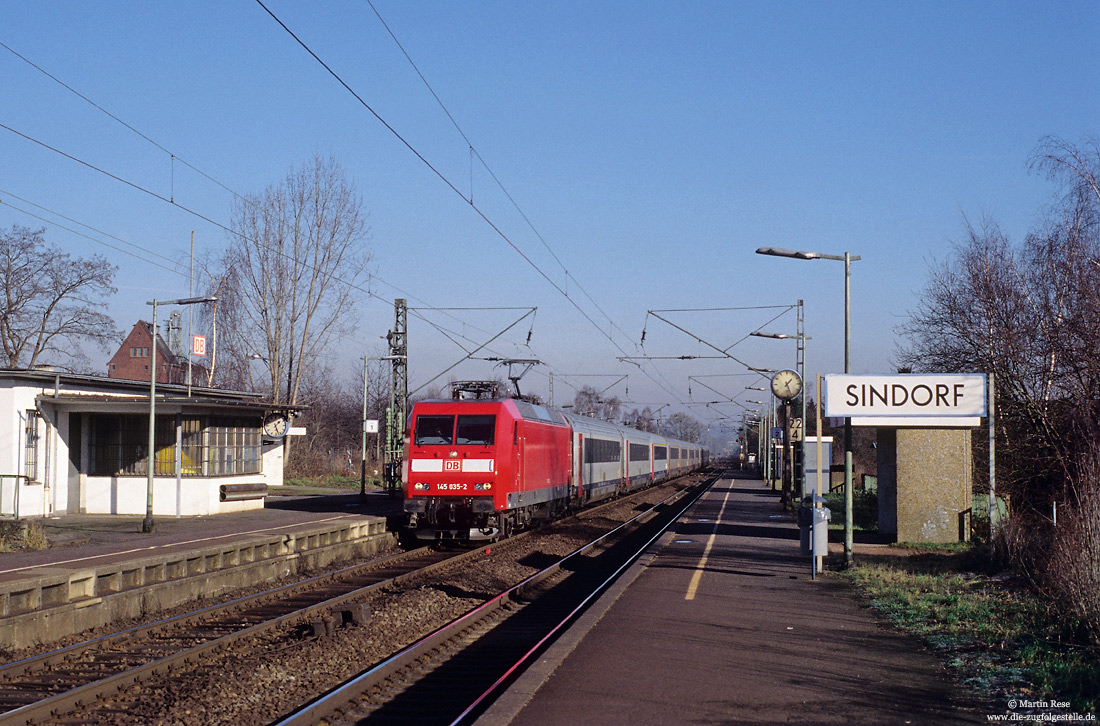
[{"x1": 770, "y1": 369, "x2": 803, "y2": 401}]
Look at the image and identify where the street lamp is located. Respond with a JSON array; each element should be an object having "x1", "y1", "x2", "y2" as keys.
[
  {"x1": 751, "y1": 323, "x2": 812, "y2": 490},
  {"x1": 144, "y1": 295, "x2": 217, "y2": 533},
  {"x1": 757, "y1": 245, "x2": 860, "y2": 568},
  {"x1": 746, "y1": 399, "x2": 772, "y2": 480},
  {"x1": 361, "y1": 355, "x2": 407, "y2": 505}
]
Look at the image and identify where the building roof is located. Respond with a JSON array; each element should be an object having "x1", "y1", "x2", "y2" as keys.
[{"x1": 1, "y1": 369, "x2": 306, "y2": 413}]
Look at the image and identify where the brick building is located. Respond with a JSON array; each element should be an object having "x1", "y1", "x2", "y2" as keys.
[{"x1": 107, "y1": 321, "x2": 206, "y2": 385}]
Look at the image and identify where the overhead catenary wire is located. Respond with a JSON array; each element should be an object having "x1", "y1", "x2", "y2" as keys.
[
  {"x1": 0, "y1": 190, "x2": 187, "y2": 276},
  {"x1": 1, "y1": 28, "x2": 689, "y2": 412},
  {"x1": 0, "y1": 39, "x2": 535, "y2": 354},
  {"x1": 253, "y1": 0, "x2": 636, "y2": 361},
  {"x1": 363, "y1": 0, "x2": 635, "y2": 350},
  {"x1": 256, "y1": 0, "x2": 690, "y2": 409}
]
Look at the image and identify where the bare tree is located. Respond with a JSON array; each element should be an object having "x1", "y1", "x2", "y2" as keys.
[
  {"x1": 622, "y1": 407, "x2": 655, "y2": 432},
  {"x1": 665, "y1": 412, "x2": 704, "y2": 442},
  {"x1": 572, "y1": 385, "x2": 621, "y2": 421},
  {"x1": 0, "y1": 225, "x2": 119, "y2": 370},
  {"x1": 207, "y1": 156, "x2": 372, "y2": 408},
  {"x1": 897, "y1": 135, "x2": 1100, "y2": 513}
]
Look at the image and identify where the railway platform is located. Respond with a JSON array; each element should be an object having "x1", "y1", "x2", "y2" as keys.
[
  {"x1": 0, "y1": 487, "x2": 404, "y2": 651},
  {"x1": 480, "y1": 470, "x2": 986, "y2": 726}
]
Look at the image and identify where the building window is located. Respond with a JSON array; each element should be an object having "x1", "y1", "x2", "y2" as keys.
[
  {"x1": 88, "y1": 414, "x2": 260, "y2": 477},
  {"x1": 24, "y1": 410, "x2": 39, "y2": 481},
  {"x1": 206, "y1": 418, "x2": 261, "y2": 475},
  {"x1": 181, "y1": 417, "x2": 202, "y2": 475}
]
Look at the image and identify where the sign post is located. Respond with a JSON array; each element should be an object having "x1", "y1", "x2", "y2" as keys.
[{"x1": 824, "y1": 373, "x2": 990, "y2": 545}]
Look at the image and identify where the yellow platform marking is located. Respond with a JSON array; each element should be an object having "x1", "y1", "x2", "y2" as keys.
[{"x1": 685, "y1": 484, "x2": 733, "y2": 601}]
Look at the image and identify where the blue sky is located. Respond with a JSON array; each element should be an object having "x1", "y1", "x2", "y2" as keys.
[{"x1": 2, "y1": 1, "x2": 1097, "y2": 428}]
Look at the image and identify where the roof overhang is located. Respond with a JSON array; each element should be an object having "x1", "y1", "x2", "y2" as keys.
[{"x1": 3, "y1": 369, "x2": 307, "y2": 415}]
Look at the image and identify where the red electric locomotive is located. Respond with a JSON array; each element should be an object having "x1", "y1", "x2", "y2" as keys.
[
  {"x1": 403, "y1": 397, "x2": 708, "y2": 542},
  {"x1": 403, "y1": 398, "x2": 573, "y2": 541}
]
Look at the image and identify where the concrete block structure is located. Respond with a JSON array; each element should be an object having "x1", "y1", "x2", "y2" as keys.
[{"x1": 876, "y1": 427, "x2": 972, "y2": 543}]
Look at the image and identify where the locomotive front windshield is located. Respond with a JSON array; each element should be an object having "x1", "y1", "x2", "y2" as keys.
[
  {"x1": 414, "y1": 414, "x2": 496, "y2": 446},
  {"x1": 456, "y1": 415, "x2": 495, "y2": 446},
  {"x1": 415, "y1": 415, "x2": 454, "y2": 445}
]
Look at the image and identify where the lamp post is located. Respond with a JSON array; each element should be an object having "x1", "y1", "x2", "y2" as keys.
[
  {"x1": 747, "y1": 399, "x2": 773, "y2": 482},
  {"x1": 751, "y1": 323, "x2": 811, "y2": 496},
  {"x1": 361, "y1": 355, "x2": 407, "y2": 505},
  {"x1": 757, "y1": 246, "x2": 860, "y2": 568},
  {"x1": 144, "y1": 295, "x2": 217, "y2": 534}
]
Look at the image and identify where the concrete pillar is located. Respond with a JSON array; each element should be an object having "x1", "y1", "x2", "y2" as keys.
[{"x1": 877, "y1": 427, "x2": 972, "y2": 543}]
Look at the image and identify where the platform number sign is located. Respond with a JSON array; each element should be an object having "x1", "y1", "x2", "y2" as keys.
[
  {"x1": 443, "y1": 460, "x2": 461, "y2": 472},
  {"x1": 192, "y1": 335, "x2": 207, "y2": 357}
]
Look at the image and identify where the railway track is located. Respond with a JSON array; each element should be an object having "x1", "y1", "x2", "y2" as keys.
[
  {"x1": 0, "y1": 543, "x2": 486, "y2": 724},
  {"x1": 276, "y1": 469, "x2": 723, "y2": 726},
  {"x1": 0, "y1": 472, "x2": 715, "y2": 724}
]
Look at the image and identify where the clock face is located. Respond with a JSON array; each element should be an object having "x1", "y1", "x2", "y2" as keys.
[
  {"x1": 263, "y1": 413, "x2": 289, "y2": 438},
  {"x1": 770, "y1": 369, "x2": 803, "y2": 400}
]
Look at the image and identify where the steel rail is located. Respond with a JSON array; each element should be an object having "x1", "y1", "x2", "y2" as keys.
[
  {"x1": 0, "y1": 544, "x2": 486, "y2": 724},
  {"x1": 452, "y1": 469, "x2": 724, "y2": 724},
  {"x1": 273, "y1": 471, "x2": 719, "y2": 726},
  {"x1": 0, "y1": 476, "x2": 687, "y2": 724}
]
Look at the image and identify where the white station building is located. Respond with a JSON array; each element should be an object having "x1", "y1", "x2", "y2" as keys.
[{"x1": 0, "y1": 370, "x2": 295, "y2": 519}]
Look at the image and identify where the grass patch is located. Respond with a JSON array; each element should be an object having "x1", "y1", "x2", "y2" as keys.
[
  {"x1": 824, "y1": 490, "x2": 878, "y2": 532},
  {"x1": 843, "y1": 547, "x2": 1100, "y2": 711},
  {"x1": 282, "y1": 475, "x2": 385, "y2": 490}
]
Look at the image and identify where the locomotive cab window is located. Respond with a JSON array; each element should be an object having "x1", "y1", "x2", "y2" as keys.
[
  {"x1": 456, "y1": 415, "x2": 496, "y2": 446},
  {"x1": 415, "y1": 415, "x2": 454, "y2": 445}
]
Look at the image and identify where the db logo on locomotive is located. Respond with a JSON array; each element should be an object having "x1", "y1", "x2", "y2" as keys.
[{"x1": 443, "y1": 460, "x2": 461, "y2": 472}]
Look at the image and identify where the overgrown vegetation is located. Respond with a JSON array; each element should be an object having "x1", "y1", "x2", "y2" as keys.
[
  {"x1": 824, "y1": 490, "x2": 878, "y2": 532},
  {"x1": 0, "y1": 520, "x2": 49, "y2": 551},
  {"x1": 845, "y1": 545, "x2": 1100, "y2": 711},
  {"x1": 897, "y1": 136, "x2": 1100, "y2": 656},
  {"x1": 282, "y1": 474, "x2": 384, "y2": 490}
]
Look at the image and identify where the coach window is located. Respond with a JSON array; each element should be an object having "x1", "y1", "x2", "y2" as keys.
[
  {"x1": 415, "y1": 415, "x2": 454, "y2": 445},
  {"x1": 456, "y1": 415, "x2": 495, "y2": 446},
  {"x1": 584, "y1": 438, "x2": 622, "y2": 464}
]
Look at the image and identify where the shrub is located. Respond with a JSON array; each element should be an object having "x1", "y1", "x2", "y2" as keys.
[{"x1": 1047, "y1": 457, "x2": 1100, "y2": 647}]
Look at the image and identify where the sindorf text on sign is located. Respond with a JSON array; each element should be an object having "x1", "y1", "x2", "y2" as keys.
[{"x1": 824, "y1": 374, "x2": 987, "y2": 418}]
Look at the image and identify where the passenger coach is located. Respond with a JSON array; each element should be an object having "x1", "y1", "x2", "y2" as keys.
[{"x1": 403, "y1": 398, "x2": 706, "y2": 542}]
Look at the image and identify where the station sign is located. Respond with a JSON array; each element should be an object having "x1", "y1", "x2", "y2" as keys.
[{"x1": 824, "y1": 374, "x2": 986, "y2": 418}]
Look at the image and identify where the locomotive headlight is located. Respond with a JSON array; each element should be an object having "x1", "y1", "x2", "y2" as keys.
[
  {"x1": 474, "y1": 482, "x2": 492, "y2": 491},
  {"x1": 413, "y1": 482, "x2": 430, "y2": 491}
]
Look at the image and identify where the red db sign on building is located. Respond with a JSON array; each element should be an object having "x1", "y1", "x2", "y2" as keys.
[{"x1": 192, "y1": 336, "x2": 207, "y2": 357}]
